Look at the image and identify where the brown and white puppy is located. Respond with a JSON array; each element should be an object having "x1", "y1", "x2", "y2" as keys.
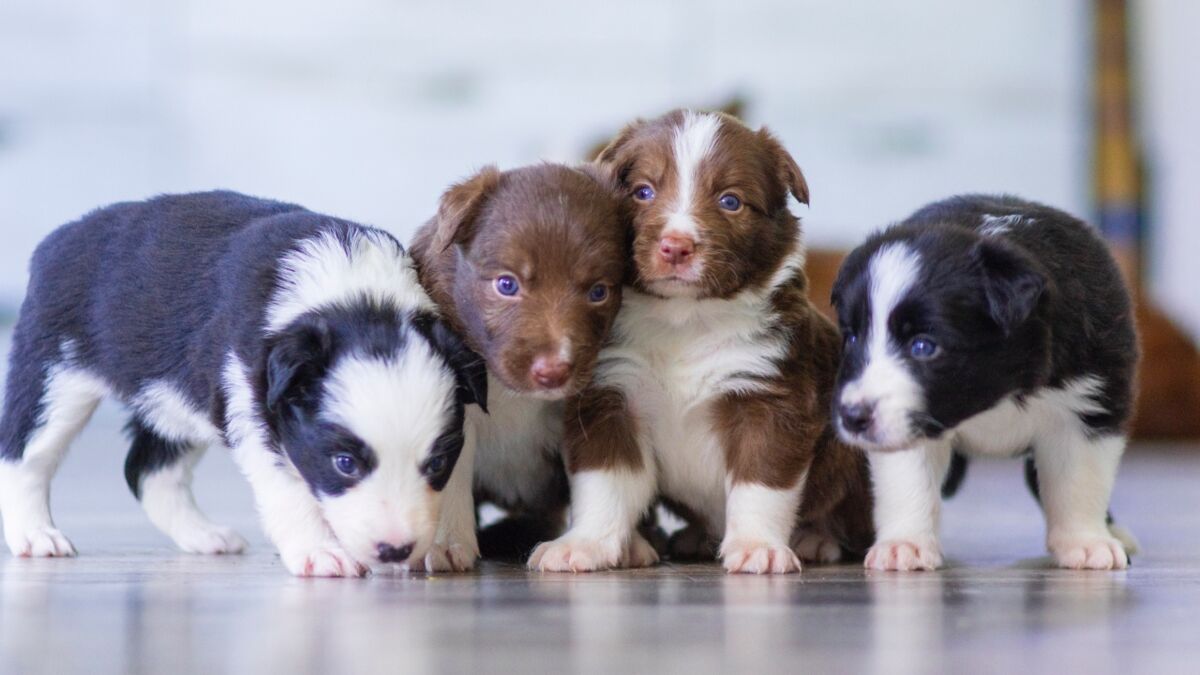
[
  {"x1": 409, "y1": 163, "x2": 628, "y2": 568},
  {"x1": 528, "y1": 110, "x2": 873, "y2": 574}
]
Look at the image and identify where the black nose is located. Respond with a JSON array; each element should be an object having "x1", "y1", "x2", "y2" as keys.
[
  {"x1": 377, "y1": 542, "x2": 414, "y2": 563},
  {"x1": 839, "y1": 403, "x2": 874, "y2": 434}
]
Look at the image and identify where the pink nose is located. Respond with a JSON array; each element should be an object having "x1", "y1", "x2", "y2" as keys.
[
  {"x1": 658, "y1": 236, "x2": 694, "y2": 265},
  {"x1": 531, "y1": 357, "x2": 572, "y2": 389}
]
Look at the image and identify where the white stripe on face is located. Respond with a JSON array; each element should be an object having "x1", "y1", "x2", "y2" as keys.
[
  {"x1": 838, "y1": 243, "x2": 926, "y2": 449},
  {"x1": 666, "y1": 111, "x2": 722, "y2": 240}
]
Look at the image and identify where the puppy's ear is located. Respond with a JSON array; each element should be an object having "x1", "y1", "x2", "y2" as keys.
[
  {"x1": 265, "y1": 316, "x2": 335, "y2": 414},
  {"x1": 412, "y1": 314, "x2": 489, "y2": 413},
  {"x1": 594, "y1": 119, "x2": 645, "y2": 186},
  {"x1": 434, "y1": 165, "x2": 502, "y2": 252},
  {"x1": 758, "y1": 128, "x2": 810, "y2": 206},
  {"x1": 973, "y1": 240, "x2": 1047, "y2": 336}
]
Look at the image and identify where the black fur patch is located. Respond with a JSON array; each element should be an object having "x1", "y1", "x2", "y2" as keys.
[{"x1": 123, "y1": 419, "x2": 193, "y2": 499}]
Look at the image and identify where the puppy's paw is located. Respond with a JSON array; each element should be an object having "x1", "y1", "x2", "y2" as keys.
[
  {"x1": 281, "y1": 544, "x2": 368, "y2": 578},
  {"x1": 720, "y1": 539, "x2": 801, "y2": 575},
  {"x1": 791, "y1": 528, "x2": 843, "y2": 564},
  {"x1": 667, "y1": 522, "x2": 718, "y2": 561},
  {"x1": 528, "y1": 536, "x2": 622, "y2": 573},
  {"x1": 1049, "y1": 533, "x2": 1129, "y2": 570},
  {"x1": 620, "y1": 532, "x2": 660, "y2": 568},
  {"x1": 6, "y1": 525, "x2": 76, "y2": 558},
  {"x1": 420, "y1": 542, "x2": 478, "y2": 573},
  {"x1": 864, "y1": 537, "x2": 943, "y2": 571},
  {"x1": 174, "y1": 524, "x2": 248, "y2": 555}
]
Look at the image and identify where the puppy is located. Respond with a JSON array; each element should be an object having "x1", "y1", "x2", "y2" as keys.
[
  {"x1": 409, "y1": 163, "x2": 628, "y2": 565},
  {"x1": 528, "y1": 110, "x2": 874, "y2": 574},
  {"x1": 0, "y1": 191, "x2": 486, "y2": 576},
  {"x1": 831, "y1": 194, "x2": 1139, "y2": 571}
]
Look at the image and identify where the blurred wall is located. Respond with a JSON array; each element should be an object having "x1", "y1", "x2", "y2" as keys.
[
  {"x1": 0, "y1": 0, "x2": 1089, "y2": 310},
  {"x1": 1137, "y1": 0, "x2": 1200, "y2": 339}
]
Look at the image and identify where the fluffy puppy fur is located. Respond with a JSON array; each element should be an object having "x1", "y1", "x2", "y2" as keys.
[
  {"x1": 528, "y1": 110, "x2": 874, "y2": 574},
  {"x1": 0, "y1": 192, "x2": 486, "y2": 576},
  {"x1": 831, "y1": 194, "x2": 1139, "y2": 570},
  {"x1": 409, "y1": 163, "x2": 629, "y2": 563}
]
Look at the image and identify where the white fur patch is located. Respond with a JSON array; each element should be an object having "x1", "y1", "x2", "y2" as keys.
[
  {"x1": 838, "y1": 243, "x2": 925, "y2": 449},
  {"x1": 0, "y1": 364, "x2": 108, "y2": 557},
  {"x1": 131, "y1": 380, "x2": 222, "y2": 446},
  {"x1": 138, "y1": 447, "x2": 248, "y2": 554},
  {"x1": 266, "y1": 229, "x2": 434, "y2": 334},
  {"x1": 723, "y1": 480, "x2": 805, "y2": 545},
  {"x1": 980, "y1": 213, "x2": 1030, "y2": 237},
  {"x1": 665, "y1": 111, "x2": 722, "y2": 240}
]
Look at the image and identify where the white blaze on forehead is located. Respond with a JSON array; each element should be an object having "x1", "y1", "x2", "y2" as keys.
[
  {"x1": 267, "y1": 229, "x2": 435, "y2": 334},
  {"x1": 666, "y1": 111, "x2": 723, "y2": 240},
  {"x1": 321, "y1": 340, "x2": 456, "y2": 461},
  {"x1": 839, "y1": 243, "x2": 926, "y2": 447}
]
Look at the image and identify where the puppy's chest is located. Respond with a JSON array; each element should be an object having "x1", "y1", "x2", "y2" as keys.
[
  {"x1": 599, "y1": 304, "x2": 784, "y2": 521},
  {"x1": 951, "y1": 378, "x2": 1105, "y2": 456},
  {"x1": 469, "y1": 379, "x2": 565, "y2": 510}
]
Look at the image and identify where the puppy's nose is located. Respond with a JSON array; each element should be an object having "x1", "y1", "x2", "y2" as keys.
[
  {"x1": 658, "y1": 236, "x2": 695, "y2": 265},
  {"x1": 376, "y1": 542, "x2": 414, "y2": 563},
  {"x1": 839, "y1": 403, "x2": 874, "y2": 434},
  {"x1": 531, "y1": 356, "x2": 572, "y2": 389}
]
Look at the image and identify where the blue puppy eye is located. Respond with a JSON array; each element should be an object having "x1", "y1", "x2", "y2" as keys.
[
  {"x1": 844, "y1": 333, "x2": 858, "y2": 347},
  {"x1": 424, "y1": 454, "x2": 447, "y2": 476},
  {"x1": 909, "y1": 336, "x2": 938, "y2": 360},
  {"x1": 333, "y1": 453, "x2": 360, "y2": 477},
  {"x1": 587, "y1": 283, "x2": 609, "y2": 303},
  {"x1": 634, "y1": 185, "x2": 655, "y2": 201},
  {"x1": 718, "y1": 194, "x2": 741, "y2": 211},
  {"x1": 494, "y1": 275, "x2": 520, "y2": 297}
]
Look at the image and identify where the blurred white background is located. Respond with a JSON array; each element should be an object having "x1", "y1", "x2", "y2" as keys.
[{"x1": 0, "y1": 0, "x2": 1196, "y2": 336}]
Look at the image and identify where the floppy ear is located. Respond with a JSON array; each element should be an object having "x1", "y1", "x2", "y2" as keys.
[
  {"x1": 758, "y1": 128, "x2": 810, "y2": 205},
  {"x1": 433, "y1": 165, "x2": 502, "y2": 252},
  {"x1": 973, "y1": 239, "x2": 1047, "y2": 336},
  {"x1": 265, "y1": 316, "x2": 335, "y2": 414},
  {"x1": 412, "y1": 314, "x2": 489, "y2": 413},
  {"x1": 593, "y1": 119, "x2": 645, "y2": 185}
]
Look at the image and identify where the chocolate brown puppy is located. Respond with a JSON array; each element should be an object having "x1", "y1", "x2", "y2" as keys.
[{"x1": 410, "y1": 163, "x2": 628, "y2": 563}]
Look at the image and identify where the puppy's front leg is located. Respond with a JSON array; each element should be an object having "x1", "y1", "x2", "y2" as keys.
[
  {"x1": 232, "y1": 441, "x2": 366, "y2": 577},
  {"x1": 528, "y1": 386, "x2": 657, "y2": 572},
  {"x1": 865, "y1": 442, "x2": 951, "y2": 571},
  {"x1": 721, "y1": 480, "x2": 804, "y2": 574},
  {"x1": 421, "y1": 420, "x2": 479, "y2": 573},
  {"x1": 1034, "y1": 431, "x2": 1129, "y2": 570}
]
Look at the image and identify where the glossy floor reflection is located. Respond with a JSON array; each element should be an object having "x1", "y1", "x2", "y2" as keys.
[{"x1": 2, "y1": 417, "x2": 1199, "y2": 673}]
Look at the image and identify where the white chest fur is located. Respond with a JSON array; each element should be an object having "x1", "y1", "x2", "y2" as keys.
[
  {"x1": 952, "y1": 376, "x2": 1108, "y2": 456},
  {"x1": 593, "y1": 289, "x2": 787, "y2": 528},
  {"x1": 469, "y1": 374, "x2": 565, "y2": 509}
]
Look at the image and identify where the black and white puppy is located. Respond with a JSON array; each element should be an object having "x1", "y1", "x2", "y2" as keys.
[
  {"x1": 831, "y1": 194, "x2": 1138, "y2": 571},
  {"x1": 0, "y1": 191, "x2": 486, "y2": 576}
]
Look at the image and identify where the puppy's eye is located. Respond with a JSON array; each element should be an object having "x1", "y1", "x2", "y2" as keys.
[
  {"x1": 633, "y1": 185, "x2": 655, "y2": 201},
  {"x1": 494, "y1": 275, "x2": 520, "y2": 297},
  {"x1": 909, "y1": 336, "x2": 939, "y2": 360},
  {"x1": 423, "y1": 454, "x2": 448, "y2": 477},
  {"x1": 332, "y1": 453, "x2": 361, "y2": 478},
  {"x1": 587, "y1": 283, "x2": 609, "y2": 303},
  {"x1": 844, "y1": 332, "x2": 858, "y2": 347},
  {"x1": 718, "y1": 194, "x2": 741, "y2": 211}
]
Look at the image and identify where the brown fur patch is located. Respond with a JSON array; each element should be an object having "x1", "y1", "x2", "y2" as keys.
[{"x1": 564, "y1": 386, "x2": 643, "y2": 473}]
